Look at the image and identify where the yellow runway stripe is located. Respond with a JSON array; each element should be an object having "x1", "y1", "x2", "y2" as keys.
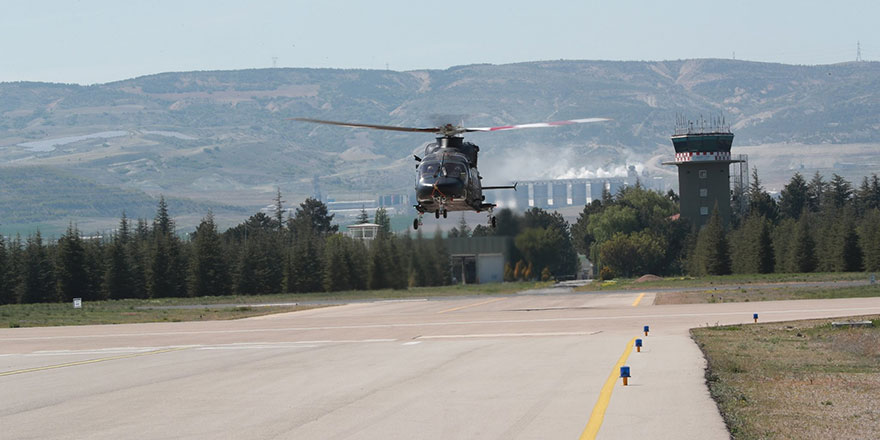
[
  {"x1": 631, "y1": 293, "x2": 646, "y2": 307},
  {"x1": 438, "y1": 297, "x2": 507, "y2": 314},
  {"x1": 0, "y1": 347, "x2": 187, "y2": 377},
  {"x1": 579, "y1": 337, "x2": 636, "y2": 440}
]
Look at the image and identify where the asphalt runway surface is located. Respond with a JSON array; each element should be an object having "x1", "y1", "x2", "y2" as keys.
[{"x1": 3, "y1": 288, "x2": 880, "y2": 439}]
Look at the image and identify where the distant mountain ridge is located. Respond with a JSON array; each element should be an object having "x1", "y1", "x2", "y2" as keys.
[{"x1": 1, "y1": 59, "x2": 879, "y2": 228}]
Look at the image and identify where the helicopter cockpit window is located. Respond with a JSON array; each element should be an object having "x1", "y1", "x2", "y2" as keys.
[
  {"x1": 419, "y1": 162, "x2": 439, "y2": 176},
  {"x1": 442, "y1": 163, "x2": 466, "y2": 178}
]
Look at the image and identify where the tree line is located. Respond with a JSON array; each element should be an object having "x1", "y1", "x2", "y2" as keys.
[
  {"x1": 0, "y1": 195, "x2": 451, "y2": 305},
  {"x1": 573, "y1": 170, "x2": 880, "y2": 278},
  {"x1": 2, "y1": 170, "x2": 877, "y2": 305}
]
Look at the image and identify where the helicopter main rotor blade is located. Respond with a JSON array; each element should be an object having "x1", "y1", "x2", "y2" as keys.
[
  {"x1": 291, "y1": 118, "x2": 439, "y2": 133},
  {"x1": 464, "y1": 117, "x2": 610, "y2": 132}
]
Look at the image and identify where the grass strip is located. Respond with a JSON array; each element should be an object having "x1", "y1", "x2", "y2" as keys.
[
  {"x1": 691, "y1": 316, "x2": 880, "y2": 439},
  {"x1": 1, "y1": 281, "x2": 552, "y2": 328},
  {"x1": 656, "y1": 284, "x2": 880, "y2": 305},
  {"x1": 577, "y1": 272, "x2": 872, "y2": 293}
]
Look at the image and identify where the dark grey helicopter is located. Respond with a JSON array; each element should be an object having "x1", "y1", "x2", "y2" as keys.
[{"x1": 292, "y1": 117, "x2": 609, "y2": 230}]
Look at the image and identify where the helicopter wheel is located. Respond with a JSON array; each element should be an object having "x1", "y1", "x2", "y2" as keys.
[
  {"x1": 442, "y1": 210, "x2": 448, "y2": 219},
  {"x1": 434, "y1": 210, "x2": 440, "y2": 219},
  {"x1": 491, "y1": 216, "x2": 497, "y2": 229},
  {"x1": 413, "y1": 218, "x2": 419, "y2": 230}
]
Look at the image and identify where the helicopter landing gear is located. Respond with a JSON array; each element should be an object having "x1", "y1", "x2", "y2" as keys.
[
  {"x1": 490, "y1": 216, "x2": 497, "y2": 229},
  {"x1": 442, "y1": 209, "x2": 448, "y2": 219},
  {"x1": 435, "y1": 210, "x2": 440, "y2": 219},
  {"x1": 413, "y1": 212, "x2": 424, "y2": 230}
]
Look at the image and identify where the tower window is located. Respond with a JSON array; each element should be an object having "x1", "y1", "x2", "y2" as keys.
[
  {"x1": 700, "y1": 206, "x2": 709, "y2": 215},
  {"x1": 699, "y1": 170, "x2": 708, "y2": 179},
  {"x1": 700, "y1": 188, "x2": 708, "y2": 197}
]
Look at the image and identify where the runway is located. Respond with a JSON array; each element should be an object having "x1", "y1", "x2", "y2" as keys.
[{"x1": 3, "y1": 289, "x2": 880, "y2": 439}]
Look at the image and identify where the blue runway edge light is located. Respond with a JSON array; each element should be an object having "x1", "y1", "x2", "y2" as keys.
[
  {"x1": 620, "y1": 366, "x2": 631, "y2": 378},
  {"x1": 635, "y1": 339, "x2": 643, "y2": 347}
]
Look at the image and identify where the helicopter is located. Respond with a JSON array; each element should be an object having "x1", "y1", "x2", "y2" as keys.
[{"x1": 292, "y1": 117, "x2": 609, "y2": 230}]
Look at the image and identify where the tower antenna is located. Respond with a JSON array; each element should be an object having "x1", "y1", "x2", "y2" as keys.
[{"x1": 856, "y1": 41, "x2": 862, "y2": 62}]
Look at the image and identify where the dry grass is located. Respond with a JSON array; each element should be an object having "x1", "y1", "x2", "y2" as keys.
[{"x1": 692, "y1": 316, "x2": 880, "y2": 439}]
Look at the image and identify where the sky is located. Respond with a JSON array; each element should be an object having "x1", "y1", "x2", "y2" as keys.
[{"x1": 1, "y1": 0, "x2": 877, "y2": 85}]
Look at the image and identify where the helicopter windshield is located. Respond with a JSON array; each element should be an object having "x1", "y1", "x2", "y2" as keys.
[
  {"x1": 418, "y1": 162, "x2": 440, "y2": 176},
  {"x1": 441, "y1": 163, "x2": 466, "y2": 178}
]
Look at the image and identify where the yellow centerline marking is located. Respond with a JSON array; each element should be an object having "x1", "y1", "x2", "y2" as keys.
[
  {"x1": 579, "y1": 337, "x2": 637, "y2": 440},
  {"x1": 437, "y1": 297, "x2": 507, "y2": 314},
  {"x1": 631, "y1": 293, "x2": 646, "y2": 307},
  {"x1": 0, "y1": 347, "x2": 187, "y2": 377}
]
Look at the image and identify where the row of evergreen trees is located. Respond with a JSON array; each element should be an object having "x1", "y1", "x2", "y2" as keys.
[
  {"x1": 572, "y1": 170, "x2": 880, "y2": 278},
  {"x1": 688, "y1": 171, "x2": 880, "y2": 275},
  {"x1": 0, "y1": 196, "x2": 451, "y2": 305}
]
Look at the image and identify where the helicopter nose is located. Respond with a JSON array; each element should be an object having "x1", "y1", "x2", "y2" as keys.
[
  {"x1": 417, "y1": 177, "x2": 464, "y2": 199},
  {"x1": 435, "y1": 178, "x2": 464, "y2": 196}
]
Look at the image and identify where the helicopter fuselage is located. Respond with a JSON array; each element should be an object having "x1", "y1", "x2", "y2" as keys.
[{"x1": 414, "y1": 137, "x2": 495, "y2": 215}]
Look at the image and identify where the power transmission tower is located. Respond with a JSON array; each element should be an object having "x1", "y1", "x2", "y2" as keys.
[{"x1": 857, "y1": 41, "x2": 862, "y2": 62}]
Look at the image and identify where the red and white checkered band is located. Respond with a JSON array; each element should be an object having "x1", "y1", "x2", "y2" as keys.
[{"x1": 674, "y1": 151, "x2": 731, "y2": 162}]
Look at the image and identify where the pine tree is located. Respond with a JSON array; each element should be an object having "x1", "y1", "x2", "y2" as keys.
[
  {"x1": 748, "y1": 168, "x2": 779, "y2": 222},
  {"x1": 189, "y1": 213, "x2": 230, "y2": 297},
  {"x1": 104, "y1": 235, "x2": 132, "y2": 299},
  {"x1": 779, "y1": 173, "x2": 809, "y2": 220},
  {"x1": 293, "y1": 198, "x2": 338, "y2": 237},
  {"x1": 345, "y1": 238, "x2": 369, "y2": 290},
  {"x1": 147, "y1": 199, "x2": 187, "y2": 298},
  {"x1": 374, "y1": 207, "x2": 391, "y2": 236},
  {"x1": 692, "y1": 208, "x2": 732, "y2": 275},
  {"x1": 273, "y1": 187, "x2": 285, "y2": 230},
  {"x1": 357, "y1": 205, "x2": 370, "y2": 224},
  {"x1": 55, "y1": 224, "x2": 92, "y2": 302},
  {"x1": 0, "y1": 235, "x2": 12, "y2": 305},
  {"x1": 234, "y1": 241, "x2": 260, "y2": 295},
  {"x1": 755, "y1": 217, "x2": 775, "y2": 274},
  {"x1": 153, "y1": 195, "x2": 173, "y2": 236},
  {"x1": 19, "y1": 232, "x2": 57, "y2": 304},
  {"x1": 323, "y1": 235, "x2": 351, "y2": 292},
  {"x1": 828, "y1": 174, "x2": 853, "y2": 209},
  {"x1": 807, "y1": 171, "x2": 828, "y2": 212},
  {"x1": 859, "y1": 209, "x2": 880, "y2": 271},
  {"x1": 841, "y1": 227, "x2": 864, "y2": 272},
  {"x1": 790, "y1": 213, "x2": 817, "y2": 273},
  {"x1": 286, "y1": 229, "x2": 323, "y2": 293}
]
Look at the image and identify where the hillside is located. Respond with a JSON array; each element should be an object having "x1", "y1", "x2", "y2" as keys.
[{"x1": 1, "y1": 59, "x2": 879, "y2": 229}]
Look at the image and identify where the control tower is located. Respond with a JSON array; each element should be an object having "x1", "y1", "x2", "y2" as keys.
[{"x1": 664, "y1": 117, "x2": 743, "y2": 228}]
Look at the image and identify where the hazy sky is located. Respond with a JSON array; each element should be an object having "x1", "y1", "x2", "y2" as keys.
[{"x1": 1, "y1": 0, "x2": 877, "y2": 85}]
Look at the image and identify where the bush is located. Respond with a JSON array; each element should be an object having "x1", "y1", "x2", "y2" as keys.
[{"x1": 599, "y1": 266, "x2": 615, "y2": 281}]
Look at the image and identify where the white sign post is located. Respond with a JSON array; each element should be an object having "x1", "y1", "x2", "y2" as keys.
[{"x1": 73, "y1": 298, "x2": 82, "y2": 309}]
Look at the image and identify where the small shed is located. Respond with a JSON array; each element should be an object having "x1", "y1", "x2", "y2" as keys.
[{"x1": 445, "y1": 236, "x2": 512, "y2": 284}]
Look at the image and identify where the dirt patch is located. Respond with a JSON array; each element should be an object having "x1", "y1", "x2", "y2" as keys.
[{"x1": 634, "y1": 274, "x2": 663, "y2": 283}]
